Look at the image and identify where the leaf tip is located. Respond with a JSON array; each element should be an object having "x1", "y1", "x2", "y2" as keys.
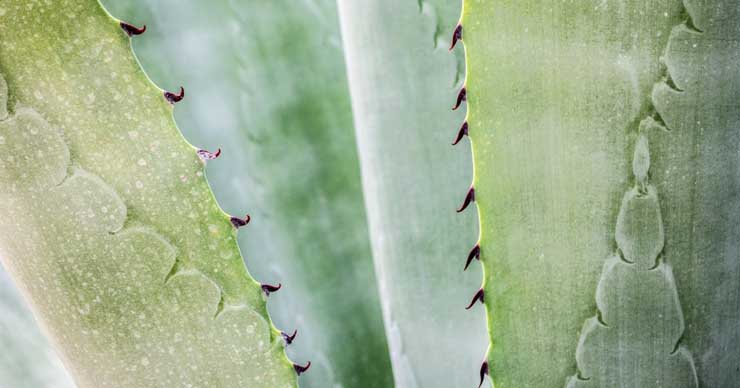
[
  {"x1": 164, "y1": 86, "x2": 185, "y2": 104},
  {"x1": 452, "y1": 87, "x2": 466, "y2": 110},
  {"x1": 260, "y1": 282, "x2": 281, "y2": 297},
  {"x1": 197, "y1": 148, "x2": 221, "y2": 161},
  {"x1": 465, "y1": 288, "x2": 484, "y2": 310},
  {"x1": 293, "y1": 361, "x2": 311, "y2": 376},
  {"x1": 120, "y1": 22, "x2": 146, "y2": 37},
  {"x1": 281, "y1": 329, "x2": 298, "y2": 345},
  {"x1": 452, "y1": 121, "x2": 469, "y2": 145},
  {"x1": 449, "y1": 24, "x2": 463, "y2": 51},
  {"x1": 456, "y1": 187, "x2": 475, "y2": 213},
  {"x1": 230, "y1": 213, "x2": 251, "y2": 229},
  {"x1": 464, "y1": 243, "x2": 481, "y2": 271},
  {"x1": 478, "y1": 361, "x2": 489, "y2": 388}
]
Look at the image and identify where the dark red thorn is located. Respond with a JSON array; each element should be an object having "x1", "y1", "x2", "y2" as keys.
[
  {"x1": 457, "y1": 187, "x2": 475, "y2": 213},
  {"x1": 452, "y1": 121, "x2": 469, "y2": 145},
  {"x1": 466, "y1": 288, "x2": 484, "y2": 310},
  {"x1": 230, "y1": 214, "x2": 251, "y2": 229},
  {"x1": 478, "y1": 361, "x2": 489, "y2": 388},
  {"x1": 164, "y1": 87, "x2": 185, "y2": 104},
  {"x1": 281, "y1": 329, "x2": 298, "y2": 345},
  {"x1": 197, "y1": 148, "x2": 221, "y2": 161},
  {"x1": 293, "y1": 361, "x2": 311, "y2": 376},
  {"x1": 464, "y1": 244, "x2": 481, "y2": 271},
  {"x1": 449, "y1": 24, "x2": 463, "y2": 51},
  {"x1": 261, "y1": 282, "x2": 281, "y2": 296},
  {"x1": 120, "y1": 22, "x2": 146, "y2": 36},
  {"x1": 452, "y1": 87, "x2": 466, "y2": 110}
]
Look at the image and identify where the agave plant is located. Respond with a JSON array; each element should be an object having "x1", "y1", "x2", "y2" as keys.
[{"x1": 0, "y1": 0, "x2": 738, "y2": 388}]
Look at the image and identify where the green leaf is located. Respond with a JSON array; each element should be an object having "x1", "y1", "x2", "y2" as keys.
[
  {"x1": 98, "y1": 0, "x2": 394, "y2": 387},
  {"x1": 0, "y1": 271, "x2": 75, "y2": 388},
  {"x1": 0, "y1": 1, "x2": 295, "y2": 386},
  {"x1": 337, "y1": 1, "x2": 489, "y2": 387},
  {"x1": 462, "y1": 0, "x2": 740, "y2": 386}
]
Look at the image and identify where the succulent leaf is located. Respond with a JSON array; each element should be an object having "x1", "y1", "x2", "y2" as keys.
[
  {"x1": 2, "y1": 1, "x2": 739, "y2": 388},
  {"x1": 461, "y1": 0, "x2": 740, "y2": 386},
  {"x1": 337, "y1": 1, "x2": 489, "y2": 387},
  {"x1": 97, "y1": 0, "x2": 396, "y2": 386},
  {"x1": 0, "y1": 1, "x2": 295, "y2": 386},
  {"x1": 0, "y1": 270, "x2": 75, "y2": 388}
]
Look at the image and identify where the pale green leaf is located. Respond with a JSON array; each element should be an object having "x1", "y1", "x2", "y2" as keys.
[
  {"x1": 338, "y1": 1, "x2": 489, "y2": 387},
  {"x1": 0, "y1": 1, "x2": 295, "y2": 386},
  {"x1": 0, "y1": 270, "x2": 75, "y2": 388},
  {"x1": 99, "y1": 0, "x2": 395, "y2": 386},
  {"x1": 462, "y1": 0, "x2": 740, "y2": 387}
]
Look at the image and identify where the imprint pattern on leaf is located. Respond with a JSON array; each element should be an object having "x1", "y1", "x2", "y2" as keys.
[
  {"x1": 566, "y1": 3, "x2": 704, "y2": 387},
  {"x1": 0, "y1": 72, "x2": 292, "y2": 388}
]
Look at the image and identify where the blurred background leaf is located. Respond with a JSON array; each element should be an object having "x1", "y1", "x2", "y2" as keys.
[
  {"x1": 0, "y1": 271, "x2": 75, "y2": 388},
  {"x1": 99, "y1": 1, "x2": 393, "y2": 387},
  {"x1": 337, "y1": 1, "x2": 490, "y2": 387},
  {"x1": 0, "y1": 1, "x2": 488, "y2": 387}
]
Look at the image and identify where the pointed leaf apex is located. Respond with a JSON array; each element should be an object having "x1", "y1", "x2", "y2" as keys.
[
  {"x1": 293, "y1": 361, "x2": 311, "y2": 376},
  {"x1": 261, "y1": 283, "x2": 282, "y2": 296},
  {"x1": 479, "y1": 361, "x2": 489, "y2": 388},
  {"x1": 452, "y1": 121, "x2": 469, "y2": 145},
  {"x1": 281, "y1": 329, "x2": 298, "y2": 345},
  {"x1": 120, "y1": 22, "x2": 146, "y2": 37},
  {"x1": 464, "y1": 244, "x2": 481, "y2": 271},
  {"x1": 466, "y1": 288, "x2": 485, "y2": 310},
  {"x1": 230, "y1": 213, "x2": 251, "y2": 229},
  {"x1": 449, "y1": 24, "x2": 463, "y2": 51},
  {"x1": 164, "y1": 86, "x2": 185, "y2": 104},
  {"x1": 197, "y1": 148, "x2": 221, "y2": 161},
  {"x1": 452, "y1": 87, "x2": 467, "y2": 110},
  {"x1": 456, "y1": 187, "x2": 475, "y2": 213}
]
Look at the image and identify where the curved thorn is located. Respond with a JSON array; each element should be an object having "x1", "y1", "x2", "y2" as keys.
[
  {"x1": 261, "y1": 282, "x2": 282, "y2": 296},
  {"x1": 230, "y1": 213, "x2": 251, "y2": 229},
  {"x1": 456, "y1": 187, "x2": 475, "y2": 213},
  {"x1": 164, "y1": 86, "x2": 185, "y2": 104},
  {"x1": 197, "y1": 148, "x2": 221, "y2": 161},
  {"x1": 120, "y1": 22, "x2": 146, "y2": 36},
  {"x1": 464, "y1": 244, "x2": 481, "y2": 271},
  {"x1": 449, "y1": 24, "x2": 463, "y2": 51},
  {"x1": 293, "y1": 361, "x2": 311, "y2": 376},
  {"x1": 452, "y1": 121, "x2": 469, "y2": 145},
  {"x1": 281, "y1": 329, "x2": 298, "y2": 345},
  {"x1": 466, "y1": 288, "x2": 484, "y2": 310},
  {"x1": 452, "y1": 87, "x2": 466, "y2": 110},
  {"x1": 479, "y1": 361, "x2": 489, "y2": 388}
]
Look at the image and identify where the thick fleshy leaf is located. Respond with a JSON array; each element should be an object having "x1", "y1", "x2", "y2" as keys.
[
  {"x1": 0, "y1": 1, "x2": 295, "y2": 386},
  {"x1": 337, "y1": 1, "x2": 489, "y2": 387},
  {"x1": 0, "y1": 270, "x2": 75, "y2": 388},
  {"x1": 100, "y1": 1, "x2": 394, "y2": 387},
  {"x1": 462, "y1": 0, "x2": 740, "y2": 387}
]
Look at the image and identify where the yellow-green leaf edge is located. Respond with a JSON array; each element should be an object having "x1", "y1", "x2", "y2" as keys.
[{"x1": 0, "y1": 0, "x2": 297, "y2": 386}]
